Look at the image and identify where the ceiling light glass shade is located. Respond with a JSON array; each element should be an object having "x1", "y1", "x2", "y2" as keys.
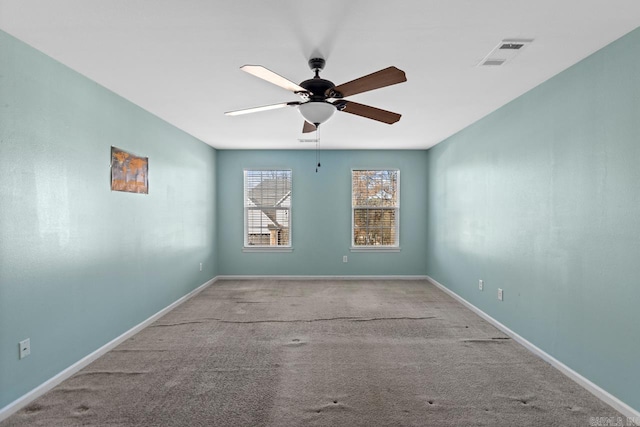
[{"x1": 298, "y1": 101, "x2": 336, "y2": 126}]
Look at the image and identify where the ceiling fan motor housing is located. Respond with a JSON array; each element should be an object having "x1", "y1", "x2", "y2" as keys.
[{"x1": 300, "y1": 77, "x2": 335, "y2": 101}]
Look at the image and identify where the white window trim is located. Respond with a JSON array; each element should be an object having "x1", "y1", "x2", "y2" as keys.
[
  {"x1": 351, "y1": 169, "x2": 400, "y2": 251},
  {"x1": 350, "y1": 246, "x2": 401, "y2": 253},
  {"x1": 242, "y1": 247, "x2": 293, "y2": 253},
  {"x1": 243, "y1": 169, "x2": 292, "y2": 251}
]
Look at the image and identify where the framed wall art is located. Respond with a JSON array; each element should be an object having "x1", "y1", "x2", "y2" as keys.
[{"x1": 110, "y1": 146, "x2": 148, "y2": 194}]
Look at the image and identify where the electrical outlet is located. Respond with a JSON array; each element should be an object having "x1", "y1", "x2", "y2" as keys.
[
  {"x1": 199, "y1": 262, "x2": 203, "y2": 272},
  {"x1": 19, "y1": 338, "x2": 30, "y2": 359},
  {"x1": 343, "y1": 256, "x2": 348, "y2": 263},
  {"x1": 498, "y1": 288, "x2": 503, "y2": 301},
  {"x1": 479, "y1": 280, "x2": 484, "y2": 291}
]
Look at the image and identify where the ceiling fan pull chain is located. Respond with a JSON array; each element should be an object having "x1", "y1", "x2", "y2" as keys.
[
  {"x1": 315, "y1": 127, "x2": 321, "y2": 173},
  {"x1": 317, "y1": 127, "x2": 321, "y2": 168}
]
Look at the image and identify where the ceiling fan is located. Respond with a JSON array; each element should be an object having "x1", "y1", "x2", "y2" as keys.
[{"x1": 225, "y1": 58, "x2": 407, "y2": 133}]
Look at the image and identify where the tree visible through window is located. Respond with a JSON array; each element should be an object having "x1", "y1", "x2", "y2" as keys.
[
  {"x1": 352, "y1": 170, "x2": 399, "y2": 247},
  {"x1": 244, "y1": 170, "x2": 291, "y2": 247}
]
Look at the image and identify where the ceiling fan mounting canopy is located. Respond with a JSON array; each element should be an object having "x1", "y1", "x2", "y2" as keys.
[
  {"x1": 224, "y1": 56, "x2": 407, "y2": 133},
  {"x1": 308, "y1": 57, "x2": 326, "y2": 72}
]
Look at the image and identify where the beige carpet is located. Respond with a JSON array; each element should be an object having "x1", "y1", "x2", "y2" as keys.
[{"x1": 2, "y1": 280, "x2": 620, "y2": 426}]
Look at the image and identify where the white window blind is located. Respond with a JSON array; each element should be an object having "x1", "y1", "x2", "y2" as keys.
[
  {"x1": 244, "y1": 170, "x2": 291, "y2": 247},
  {"x1": 352, "y1": 170, "x2": 399, "y2": 247}
]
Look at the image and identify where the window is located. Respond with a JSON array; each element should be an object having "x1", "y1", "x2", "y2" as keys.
[
  {"x1": 352, "y1": 169, "x2": 399, "y2": 249},
  {"x1": 244, "y1": 170, "x2": 291, "y2": 249}
]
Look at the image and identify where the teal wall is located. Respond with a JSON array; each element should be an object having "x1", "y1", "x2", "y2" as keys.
[
  {"x1": 0, "y1": 30, "x2": 217, "y2": 409},
  {"x1": 217, "y1": 150, "x2": 428, "y2": 276},
  {"x1": 426, "y1": 28, "x2": 640, "y2": 411}
]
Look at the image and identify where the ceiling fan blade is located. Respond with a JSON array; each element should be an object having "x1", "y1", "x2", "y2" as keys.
[
  {"x1": 225, "y1": 102, "x2": 300, "y2": 116},
  {"x1": 241, "y1": 65, "x2": 307, "y2": 93},
  {"x1": 326, "y1": 66, "x2": 407, "y2": 98},
  {"x1": 302, "y1": 121, "x2": 317, "y2": 133},
  {"x1": 335, "y1": 100, "x2": 401, "y2": 124}
]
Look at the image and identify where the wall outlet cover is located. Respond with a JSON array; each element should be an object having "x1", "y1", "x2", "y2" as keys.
[{"x1": 19, "y1": 338, "x2": 31, "y2": 359}]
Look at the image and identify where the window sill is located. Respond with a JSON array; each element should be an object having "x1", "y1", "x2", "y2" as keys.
[
  {"x1": 242, "y1": 247, "x2": 293, "y2": 253},
  {"x1": 350, "y1": 246, "x2": 401, "y2": 253}
]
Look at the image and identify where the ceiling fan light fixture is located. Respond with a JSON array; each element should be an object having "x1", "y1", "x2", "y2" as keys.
[{"x1": 298, "y1": 101, "x2": 336, "y2": 126}]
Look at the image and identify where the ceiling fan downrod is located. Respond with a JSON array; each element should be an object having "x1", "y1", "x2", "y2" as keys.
[{"x1": 308, "y1": 57, "x2": 326, "y2": 76}]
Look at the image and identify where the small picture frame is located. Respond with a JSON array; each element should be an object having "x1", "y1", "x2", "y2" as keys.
[{"x1": 110, "y1": 146, "x2": 148, "y2": 194}]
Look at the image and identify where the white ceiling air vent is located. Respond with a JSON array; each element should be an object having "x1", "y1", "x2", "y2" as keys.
[{"x1": 478, "y1": 39, "x2": 533, "y2": 67}]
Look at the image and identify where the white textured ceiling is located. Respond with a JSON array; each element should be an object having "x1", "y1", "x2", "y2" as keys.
[{"x1": 1, "y1": 1, "x2": 640, "y2": 150}]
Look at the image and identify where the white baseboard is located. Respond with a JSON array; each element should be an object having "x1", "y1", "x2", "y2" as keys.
[
  {"x1": 0, "y1": 276, "x2": 219, "y2": 422},
  {"x1": 426, "y1": 275, "x2": 640, "y2": 420},
  {"x1": 216, "y1": 275, "x2": 429, "y2": 281}
]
